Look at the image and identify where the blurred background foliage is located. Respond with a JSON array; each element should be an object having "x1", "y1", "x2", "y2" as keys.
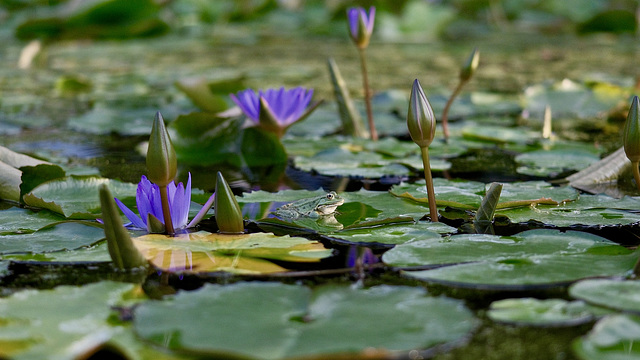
[{"x1": 1, "y1": 0, "x2": 639, "y2": 43}]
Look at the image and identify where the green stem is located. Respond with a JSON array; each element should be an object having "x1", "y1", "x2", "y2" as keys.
[
  {"x1": 634, "y1": 161, "x2": 640, "y2": 192},
  {"x1": 358, "y1": 48, "x2": 377, "y2": 141},
  {"x1": 420, "y1": 146, "x2": 439, "y2": 222},
  {"x1": 159, "y1": 185, "x2": 175, "y2": 235},
  {"x1": 441, "y1": 80, "x2": 466, "y2": 143}
]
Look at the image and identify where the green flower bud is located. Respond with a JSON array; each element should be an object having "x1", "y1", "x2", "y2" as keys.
[
  {"x1": 407, "y1": 79, "x2": 436, "y2": 148},
  {"x1": 624, "y1": 96, "x2": 640, "y2": 163},
  {"x1": 460, "y1": 48, "x2": 480, "y2": 83},
  {"x1": 146, "y1": 112, "x2": 177, "y2": 187},
  {"x1": 99, "y1": 184, "x2": 147, "y2": 270},
  {"x1": 214, "y1": 171, "x2": 244, "y2": 234}
]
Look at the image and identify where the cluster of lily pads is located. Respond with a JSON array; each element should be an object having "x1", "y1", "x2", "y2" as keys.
[{"x1": 4, "y1": 4, "x2": 640, "y2": 360}]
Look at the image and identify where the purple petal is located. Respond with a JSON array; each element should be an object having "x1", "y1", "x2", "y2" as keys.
[
  {"x1": 114, "y1": 197, "x2": 146, "y2": 229},
  {"x1": 347, "y1": 8, "x2": 359, "y2": 38},
  {"x1": 366, "y1": 7, "x2": 375, "y2": 34},
  {"x1": 231, "y1": 89, "x2": 260, "y2": 122}
]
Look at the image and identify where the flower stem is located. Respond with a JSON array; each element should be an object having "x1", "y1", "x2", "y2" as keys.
[
  {"x1": 358, "y1": 48, "x2": 377, "y2": 141},
  {"x1": 420, "y1": 146, "x2": 439, "y2": 222},
  {"x1": 441, "y1": 80, "x2": 466, "y2": 143},
  {"x1": 634, "y1": 161, "x2": 640, "y2": 192},
  {"x1": 159, "y1": 185, "x2": 175, "y2": 235}
]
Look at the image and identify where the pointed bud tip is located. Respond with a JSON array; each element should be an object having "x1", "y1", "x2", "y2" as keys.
[
  {"x1": 624, "y1": 96, "x2": 640, "y2": 163},
  {"x1": 146, "y1": 111, "x2": 177, "y2": 187},
  {"x1": 407, "y1": 79, "x2": 436, "y2": 148}
]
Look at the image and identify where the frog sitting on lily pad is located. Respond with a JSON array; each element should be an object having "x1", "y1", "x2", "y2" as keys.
[{"x1": 272, "y1": 191, "x2": 345, "y2": 219}]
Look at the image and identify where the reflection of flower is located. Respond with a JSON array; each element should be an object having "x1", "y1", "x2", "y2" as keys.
[
  {"x1": 115, "y1": 173, "x2": 214, "y2": 232},
  {"x1": 230, "y1": 87, "x2": 315, "y2": 131},
  {"x1": 347, "y1": 6, "x2": 375, "y2": 49},
  {"x1": 347, "y1": 245, "x2": 378, "y2": 268}
]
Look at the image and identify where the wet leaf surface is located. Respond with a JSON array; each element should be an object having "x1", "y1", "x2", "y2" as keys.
[{"x1": 134, "y1": 282, "x2": 478, "y2": 359}]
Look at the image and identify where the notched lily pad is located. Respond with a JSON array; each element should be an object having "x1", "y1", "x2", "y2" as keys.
[
  {"x1": 0, "y1": 281, "x2": 144, "y2": 360},
  {"x1": 0, "y1": 221, "x2": 104, "y2": 254},
  {"x1": 132, "y1": 231, "x2": 331, "y2": 274},
  {"x1": 133, "y1": 282, "x2": 478, "y2": 359},
  {"x1": 384, "y1": 229, "x2": 637, "y2": 288},
  {"x1": 23, "y1": 176, "x2": 138, "y2": 219}
]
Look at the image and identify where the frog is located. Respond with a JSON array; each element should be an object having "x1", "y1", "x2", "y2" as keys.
[{"x1": 272, "y1": 191, "x2": 344, "y2": 219}]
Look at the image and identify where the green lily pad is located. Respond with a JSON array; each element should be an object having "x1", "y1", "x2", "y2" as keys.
[
  {"x1": 391, "y1": 178, "x2": 486, "y2": 210},
  {"x1": 331, "y1": 222, "x2": 451, "y2": 246},
  {"x1": 573, "y1": 314, "x2": 640, "y2": 360},
  {"x1": 487, "y1": 298, "x2": 610, "y2": 326},
  {"x1": 462, "y1": 125, "x2": 540, "y2": 144},
  {"x1": 67, "y1": 106, "x2": 157, "y2": 135},
  {"x1": 1, "y1": 241, "x2": 111, "y2": 262},
  {"x1": 522, "y1": 79, "x2": 625, "y2": 120},
  {"x1": 0, "y1": 281, "x2": 144, "y2": 359},
  {"x1": 569, "y1": 279, "x2": 640, "y2": 313},
  {"x1": 23, "y1": 177, "x2": 138, "y2": 219},
  {"x1": 134, "y1": 282, "x2": 478, "y2": 359},
  {"x1": 497, "y1": 192, "x2": 640, "y2": 226},
  {"x1": 383, "y1": 229, "x2": 637, "y2": 288},
  {"x1": 0, "y1": 221, "x2": 104, "y2": 254},
  {"x1": 0, "y1": 207, "x2": 64, "y2": 235},
  {"x1": 293, "y1": 148, "x2": 412, "y2": 178},
  {"x1": 132, "y1": 231, "x2": 331, "y2": 274},
  {"x1": 516, "y1": 149, "x2": 601, "y2": 177}
]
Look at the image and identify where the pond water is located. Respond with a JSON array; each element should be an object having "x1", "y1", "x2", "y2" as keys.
[{"x1": 2, "y1": 10, "x2": 640, "y2": 360}]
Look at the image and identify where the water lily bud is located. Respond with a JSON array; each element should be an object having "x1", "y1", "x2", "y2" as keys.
[
  {"x1": 624, "y1": 96, "x2": 640, "y2": 163},
  {"x1": 460, "y1": 48, "x2": 480, "y2": 82},
  {"x1": 407, "y1": 79, "x2": 436, "y2": 148},
  {"x1": 99, "y1": 184, "x2": 147, "y2": 270},
  {"x1": 146, "y1": 112, "x2": 177, "y2": 187},
  {"x1": 347, "y1": 6, "x2": 375, "y2": 49},
  {"x1": 214, "y1": 172, "x2": 244, "y2": 234}
]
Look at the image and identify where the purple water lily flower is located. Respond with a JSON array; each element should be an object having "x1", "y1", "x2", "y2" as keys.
[
  {"x1": 347, "y1": 6, "x2": 375, "y2": 49},
  {"x1": 114, "y1": 173, "x2": 214, "y2": 232},
  {"x1": 230, "y1": 87, "x2": 315, "y2": 132}
]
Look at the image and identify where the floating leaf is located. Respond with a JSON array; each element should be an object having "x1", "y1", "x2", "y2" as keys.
[
  {"x1": 132, "y1": 231, "x2": 331, "y2": 274},
  {"x1": 23, "y1": 177, "x2": 138, "y2": 219},
  {"x1": 573, "y1": 314, "x2": 640, "y2": 360},
  {"x1": 0, "y1": 281, "x2": 143, "y2": 359},
  {"x1": 0, "y1": 206, "x2": 64, "y2": 235},
  {"x1": 134, "y1": 283, "x2": 478, "y2": 359},
  {"x1": 383, "y1": 229, "x2": 637, "y2": 288},
  {"x1": 569, "y1": 279, "x2": 640, "y2": 313},
  {"x1": 487, "y1": 298, "x2": 610, "y2": 326},
  {"x1": 516, "y1": 149, "x2": 600, "y2": 177},
  {"x1": 0, "y1": 221, "x2": 104, "y2": 254},
  {"x1": 331, "y1": 222, "x2": 447, "y2": 246}
]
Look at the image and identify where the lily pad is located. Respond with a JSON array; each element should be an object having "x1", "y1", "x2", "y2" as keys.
[
  {"x1": 0, "y1": 221, "x2": 104, "y2": 254},
  {"x1": 569, "y1": 279, "x2": 640, "y2": 313},
  {"x1": 331, "y1": 222, "x2": 451, "y2": 246},
  {"x1": 573, "y1": 314, "x2": 640, "y2": 360},
  {"x1": 516, "y1": 149, "x2": 601, "y2": 177},
  {"x1": 0, "y1": 281, "x2": 143, "y2": 360},
  {"x1": 0, "y1": 206, "x2": 64, "y2": 235},
  {"x1": 134, "y1": 282, "x2": 478, "y2": 359},
  {"x1": 391, "y1": 178, "x2": 486, "y2": 210},
  {"x1": 487, "y1": 298, "x2": 610, "y2": 326},
  {"x1": 1, "y1": 241, "x2": 112, "y2": 263},
  {"x1": 383, "y1": 229, "x2": 637, "y2": 288},
  {"x1": 293, "y1": 148, "x2": 412, "y2": 178},
  {"x1": 23, "y1": 177, "x2": 138, "y2": 219},
  {"x1": 132, "y1": 231, "x2": 331, "y2": 274}
]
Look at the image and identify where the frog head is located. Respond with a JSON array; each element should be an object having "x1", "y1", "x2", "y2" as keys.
[{"x1": 314, "y1": 191, "x2": 344, "y2": 216}]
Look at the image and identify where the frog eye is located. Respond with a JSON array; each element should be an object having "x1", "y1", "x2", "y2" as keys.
[{"x1": 327, "y1": 193, "x2": 334, "y2": 200}]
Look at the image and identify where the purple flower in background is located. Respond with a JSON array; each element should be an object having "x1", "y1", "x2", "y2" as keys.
[
  {"x1": 347, "y1": 6, "x2": 375, "y2": 49},
  {"x1": 114, "y1": 173, "x2": 214, "y2": 232},
  {"x1": 230, "y1": 87, "x2": 318, "y2": 137}
]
